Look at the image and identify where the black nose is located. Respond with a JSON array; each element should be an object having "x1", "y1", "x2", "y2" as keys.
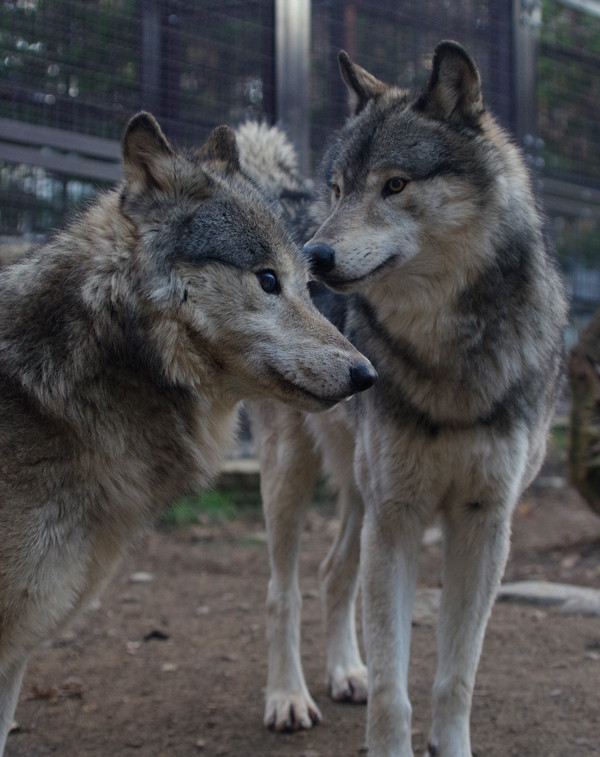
[
  {"x1": 304, "y1": 243, "x2": 336, "y2": 275},
  {"x1": 349, "y1": 363, "x2": 377, "y2": 393}
]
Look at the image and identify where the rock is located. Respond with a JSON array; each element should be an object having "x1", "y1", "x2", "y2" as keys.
[
  {"x1": 411, "y1": 582, "x2": 600, "y2": 621},
  {"x1": 422, "y1": 526, "x2": 442, "y2": 547},
  {"x1": 412, "y1": 588, "x2": 441, "y2": 626},
  {"x1": 130, "y1": 571, "x2": 154, "y2": 583},
  {"x1": 497, "y1": 581, "x2": 600, "y2": 616}
]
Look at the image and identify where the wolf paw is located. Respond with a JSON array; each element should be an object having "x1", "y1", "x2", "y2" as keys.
[
  {"x1": 264, "y1": 691, "x2": 322, "y2": 732},
  {"x1": 328, "y1": 663, "x2": 368, "y2": 703}
]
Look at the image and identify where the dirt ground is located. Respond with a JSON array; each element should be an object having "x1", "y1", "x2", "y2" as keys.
[{"x1": 5, "y1": 443, "x2": 600, "y2": 757}]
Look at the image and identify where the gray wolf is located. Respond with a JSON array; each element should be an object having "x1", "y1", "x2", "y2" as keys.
[
  {"x1": 0, "y1": 112, "x2": 376, "y2": 755},
  {"x1": 246, "y1": 42, "x2": 567, "y2": 756}
]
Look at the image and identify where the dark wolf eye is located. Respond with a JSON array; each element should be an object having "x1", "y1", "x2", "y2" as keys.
[
  {"x1": 332, "y1": 184, "x2": 341, "y2": 199},
  {"x1": 383, "y1": 177, "x2": 406, "y2": 196},
  {"x1": 256, "y1": 269, "x2": 280, "y2": 294}
]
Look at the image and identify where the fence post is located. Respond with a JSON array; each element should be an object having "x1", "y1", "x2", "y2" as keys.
[
  {"x1": 275, "y1": 0, "x2": 311, "y2": 176},
  {"x1": 512, "y1": 0, "x2": 540, "y2": 151}
]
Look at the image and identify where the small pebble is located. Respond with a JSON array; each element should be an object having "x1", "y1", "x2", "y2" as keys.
[{"x1": 130, "y1": 571, "x2": 154, "y2": 583}]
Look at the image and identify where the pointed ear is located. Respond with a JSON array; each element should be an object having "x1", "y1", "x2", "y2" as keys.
[
  {"x1": 338, "y1": 50, "x2": 387, "y2": 115},
  {"x1": 416, "y1": 41, "x2": 483, "y2": 126},
  {"x1": 122, "y1": 112, "x2": 175, "y2": 190},
  {"x1": 196, "y1": 125, "x2": 240, "y2": 175}
]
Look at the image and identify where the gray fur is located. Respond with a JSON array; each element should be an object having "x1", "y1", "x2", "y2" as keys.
[
  {"x1": 0, "y1": 111, "x2": 376, "y2": 756},
  {"x1": 246, "y1": 41, "x2": 567, "y2": 757},
  {"x1": 235, "y1": 120, "x2": 317, "y2": 242}
]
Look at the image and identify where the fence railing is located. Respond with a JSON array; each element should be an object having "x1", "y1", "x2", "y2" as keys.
[
  {"x1": 0, "y1": 0, "x2": 598, "y2": 317},
  {"x1": 0, "y1": 117, "x2": 121, "y2": 183}
]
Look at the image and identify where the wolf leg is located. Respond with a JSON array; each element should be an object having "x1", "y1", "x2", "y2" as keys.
[
  {"x1": 427, "y1": 497, "x2": 514, "y2": 757},
  {"x1": 0, "y1": 658, "x2": 27, "y2": 755},
  {"x1": 361, "y1": 508, "x2": 425, "y2": 757},
  {"x1": 319, "y1": 479, "x2": 367, "y2": 702},
  {"x1": 252, "y1": 401, "x2": 321, "y2": 731}
]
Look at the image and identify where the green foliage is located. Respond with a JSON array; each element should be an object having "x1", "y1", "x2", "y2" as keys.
[
  {"x1": 553, "y1": 215, "x2": 600, "y2": 267},
  {"x1": 538, "y1": 0, "x2": 600, "y2": 181},
  {"x1": 0, "y1": 0, "x2": 139, "y2": 138},
  {"x1": 162, "y1": 490, "x2": 237, "y2": 528},
  {"x1": 0, "y1": 0, "x2": 269, "y2": 141},
  {"x1": 552, "y1": 422, "x2": 568, "y2": 452}
]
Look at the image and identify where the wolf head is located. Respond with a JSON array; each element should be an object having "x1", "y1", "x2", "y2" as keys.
[
  {"x1": 118, "y1": 113, "x2": 375, "y2": 411},
  {"x1": 304, "y1": 41, "x2": 534, "y2": 294}
]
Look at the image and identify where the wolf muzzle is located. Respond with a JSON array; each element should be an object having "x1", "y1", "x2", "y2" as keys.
[
  {"x1": 304, "y1": 243, "x2": 336, "y2": 275},
  {"x1": 349, "y1": 362, "x2": 377, "y2": 392}
]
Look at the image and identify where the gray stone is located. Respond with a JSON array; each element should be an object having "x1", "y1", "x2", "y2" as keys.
[
  {"x1": 412, "y1": 588, "x2": 441, "y2": 625},
  {"x1": 497, "y1": 581, "x2": 600, "y2": 617},
  {"x1": 411, "y1": 582, "x2": 600, "y2": 625}
]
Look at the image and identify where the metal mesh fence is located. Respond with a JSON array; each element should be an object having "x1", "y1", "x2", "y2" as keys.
[
  {"x1": 310, "y1": 0, "x2": 513, "y2": 160},
  {"x1": 0, "y1": 0, "x2": 276, "y2": 238},
  {"x1": 0, "y1": 0, "x2": 515, "y2": 238},
  {"x1": 538, "y1": 1, "x2": 600, "y2": 183},
  {"x1": 0, "y1": 0, "x2": 274, "y2": 142},
  {"x1": 0, "y1": 0, "x2": 599, "y2": 316},
  {"x1": 536, "y1": 1, "x2": 600, "y2": 317}
]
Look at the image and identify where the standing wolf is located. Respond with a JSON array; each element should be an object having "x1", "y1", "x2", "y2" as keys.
[
  {"x1": 0, "y1": 112, "x2": 376, "y2": 755},
  {"x1": 246, "y1": 42, "x2": 567, "y2": 756}
]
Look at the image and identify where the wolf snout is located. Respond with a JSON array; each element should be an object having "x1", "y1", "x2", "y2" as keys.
[
  {"x1": 349, "y1": 362, "x2": 377, "y2": 393},
  {"x1": 304, "y1": 242, "x2": 336, "y2": 275}
]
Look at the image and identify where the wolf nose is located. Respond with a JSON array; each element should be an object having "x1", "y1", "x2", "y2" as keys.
[
  {"x1": 304, "y1": 243, "x2": 335, "y2": 274},
  {"x1": 349, "y1": 362, "x2": 377, "y2": 393}
]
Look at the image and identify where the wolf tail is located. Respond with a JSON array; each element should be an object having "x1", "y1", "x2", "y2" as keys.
[{"x1": 235, "y1": 121, "x2": 316, "y2": 241}]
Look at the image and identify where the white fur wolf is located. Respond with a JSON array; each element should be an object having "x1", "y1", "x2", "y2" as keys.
[
  {"x1": 0, "y1": 112, "x2": 377, "y2": 756},
  {"x1": 244, "y1": 42, "x2": 567, "y2": 756}
]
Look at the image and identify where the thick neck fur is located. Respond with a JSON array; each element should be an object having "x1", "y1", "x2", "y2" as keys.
[
  {"x1": 0, "y1": 190, "x2": 217, "y2": 409},
  {"x1": 350, "y1": 121, "x2": 566, "y2": 426},
  {"x1": 0, "y1": 188, "x2": 237, "y2": 499},
  {"x1": 362, "y1": 122, "x2": 543, "y2": 353}
]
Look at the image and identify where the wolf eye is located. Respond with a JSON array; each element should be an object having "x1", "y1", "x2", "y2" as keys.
[
  {"x1": 256, "y1": 269, "x2": 280, "y2": 295},
  {"x1": 332, "y1": 184, "x2": 341, "y2": 199},
  {"x1": 383, "y1": 177, "x2": 406, "y2": 196}
]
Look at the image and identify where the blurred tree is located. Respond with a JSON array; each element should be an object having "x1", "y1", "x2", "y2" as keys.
[
  {"x1": 0, "y1": 0, "x2": 139, "y2": 138},
  {"x1": 538, "y1": 0, "x2": 600, "y2": 183}
]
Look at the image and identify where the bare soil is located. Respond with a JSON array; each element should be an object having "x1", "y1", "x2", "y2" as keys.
[{"x1": 5, "y1": 444, "x2": 600, "y2": 757}]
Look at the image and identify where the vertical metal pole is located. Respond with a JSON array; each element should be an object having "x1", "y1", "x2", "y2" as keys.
[
  {"x1": 512, "y1": 0, "x2": 540, "y2": 148},
  {"x1": 276, "y1": 0, "x2": 311, "y2": 176}
]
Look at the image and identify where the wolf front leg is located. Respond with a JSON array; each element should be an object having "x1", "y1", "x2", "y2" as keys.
[
  {"x1": 427, "y1": 495, "x2": 516, "y2": 757},
  {"x1": 310, "y1": 412, "x2": 367, "y2": 704},
  {"x1": 252, "y1": 401, "x2": 322, "y2": 731},
  {"x1": 319, "y1": 478, "x2": 367, "y2": 702},
  {"x1": 360, "y1": 506, "x2": 426, "y2": 757},
  {"x1": 0, "y1": 658, "x2": 27, "y2": 756}
]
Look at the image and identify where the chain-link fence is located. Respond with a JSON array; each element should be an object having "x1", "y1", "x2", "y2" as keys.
[
  {"x1": 0, "y1": 0, "x2": 599, "y2": 318},
  {"x1": 536, "y1": 0, "x2": 600, "y2": 321}
]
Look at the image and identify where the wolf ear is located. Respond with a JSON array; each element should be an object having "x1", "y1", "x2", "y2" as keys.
[
  {"x1": 122, "y1": 112, "x2": 175, "y2": 191},
  {"x1": 196, "y1": 125, "x2": 240, "y2": 175},
  {"x1": 338, "y1": 50, "x2": 387, "y2": 115},
  {"x1": 416, "y1": 41, "x2": 483, "y2": 126}
]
